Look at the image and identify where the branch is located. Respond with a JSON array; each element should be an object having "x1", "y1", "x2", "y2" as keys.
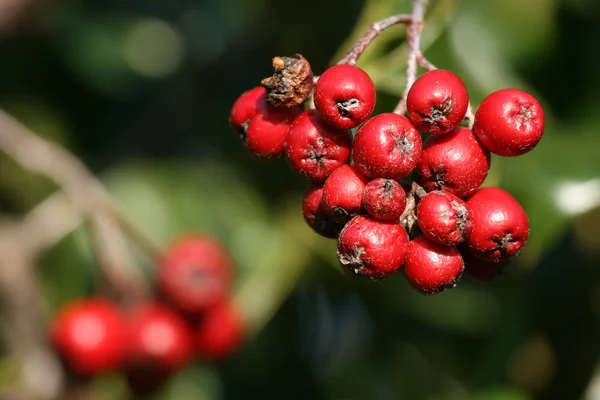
[
  {"x1": 337, "y1": 14, "x2": 413, "y2": 65},
  {"x1": 0, "y1": 110, "x2": 153, "y2": 301},
  {"x1": 394, "y1": 0, "x2": 428, "y2": 115}
]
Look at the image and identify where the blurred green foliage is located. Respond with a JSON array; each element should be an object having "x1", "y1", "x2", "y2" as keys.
[{"x1": 1, "y1": 0, "x2": 600, "y2": 398}]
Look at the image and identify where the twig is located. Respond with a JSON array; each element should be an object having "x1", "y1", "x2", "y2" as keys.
[
  {"x1": 394, "y1": 0, "x2": 428, "y2": 115},
  {"x1": 0, "y1": 110, "x2": 151, "y2": 301},
  {"x1": 337, "y1": 14, "x2": 413, "y2": 65}
]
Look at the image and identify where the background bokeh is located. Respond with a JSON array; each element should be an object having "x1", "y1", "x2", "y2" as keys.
[{"x1": 1, "y1": 0, "x2": 599, "y2": 398}]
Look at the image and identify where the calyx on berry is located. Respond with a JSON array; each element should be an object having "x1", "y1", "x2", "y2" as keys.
[{"x1": 417, "y1": 190, "x2": 473, "y2": 246}]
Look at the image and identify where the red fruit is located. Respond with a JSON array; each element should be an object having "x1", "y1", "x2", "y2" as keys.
[
  {"x1": 466, "y1": 187, "x2": 530, "y2": 261},
  {"x1": 159, "y1": 235, "x2": 232, "y2": 316},
  {"x1": 362, "y1": 178, "x2": 407, "y2": 221},
  {"x1": 416, "y1": 190, "x2": 473, "y2": 246},
  {"x1": 416, "y1": 127, "x2": 490, "y2": 198},
  {"x1": 302, "y1": 182, "x2": 344, "y2": 238},
  {"x1": 474, "y1": 88, "x2": 545, "y2": 157},
  {"x1": 285, "y1": 110, "x2": 352, "y2": 181},
  {"x1": 322, "y1": 165, "x2": 368, "y2": 223},
  {"x1": 404, "y1": 236, "x2": 464, "y2": 294},
  {"x1": 51, "y1": 298, "x2": 126, "y2": 376},
  {"x1": 123, "y1": 303, "x2": 193, "y2": 395},
  {"x1": 352, "y1": 113, "x2": 423, "y2": 180},
  {"x1": 407, "y1": 69, "x2": 469, "y2": 135},
  {"x1": 337, "y1": 215, "x2": 409, "y2": 280},
  {"x1": 230, "y1": 86, "x2": 301, "y2": 159},
  {"x1": 313, "y1": 64, "x2": 376, "y2": 129},
  {"x1": 195, "y1": 299, "x2": 245, "y2": 360},
  {"x1": 460, "y1": 246, "x2": 509, "y2": 281}
]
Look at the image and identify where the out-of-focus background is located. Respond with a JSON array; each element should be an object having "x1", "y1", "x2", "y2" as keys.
[{"x1": 0, "y1": 0, "x2": 599, "y2": 398}]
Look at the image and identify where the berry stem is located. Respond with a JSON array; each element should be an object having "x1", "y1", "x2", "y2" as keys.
[
  {"x1": 394, "y1": 0, "x2": 428, "y2": 115},
  {"x1": 337, "y1": 14, "x2": 413, "y2": 65}
]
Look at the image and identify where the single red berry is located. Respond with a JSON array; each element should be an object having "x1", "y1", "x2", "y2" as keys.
[
  {"x1": 407, "y1": 69, "x2": 469, "y2": 135},
  {"x1": 195, "y1": 299, "x2": 245, "y2": 360},
  {"x1": 460, "y1": 245, "x2": 510, "y2": 281},
  {"x1": 417, "y1": 190, "x2": 473, "y2": 246},
  {"x1": 322, "y1": 165, "x2": 368, "y2": 224},
  {"x1": 230, "y1": 86, "x2": 301, "y2": 159},
  {"x1": 123, "y1": 303, "x2": 193, "y2": 395},
  {"x1": 362, "y1": 178, "x2": 407, "y2": 221},
  {"x1": 159, "y1": 235, "x2": 232, "y2": 316},
  {"x1": 403, "y1": 236, "x2": 464, "y2": 294},
  {"x1": 466, "y1": 187, "x2": 529, "y2": 261},
  {"x1": 51, "y1": 298, "x2": 126, "y2": 376},
  {"x1": 352, "y1": 113, "x2": 423, "y2": 180},
  {"x1": 313, "y1": 64, "x2": 376, "y2": 129},
  {"x1": 337, "y1": 215, "x2": 409, "y2": 280},
  {"x1": 302, "y1": 182, "x2": 344, "y2": 238},
  {"x1": 285, "y1": 110, "x2": 352, "y2": 181},
  {"x1": 416, "y1": 127, "x2": 490, "y2": 198},
  {"x1": 474, "y1": 88, "x2": 545, "y2": 157}
]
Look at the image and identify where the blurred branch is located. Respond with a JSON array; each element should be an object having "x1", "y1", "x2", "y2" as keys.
[
  {"x1": 0, "y1": 0, "x2": 42, "y2": 35},
  {"x1": 0, "y1": 110, "x2": 152, "y2": 301}
]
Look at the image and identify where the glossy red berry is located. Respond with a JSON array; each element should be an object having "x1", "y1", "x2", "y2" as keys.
[
  {"x1": 322, "y1": 165, "x2": 368, "y2": 223},
  {"x1": 195, "y1": 299, "x2": 245, "y2": 360},
  {"x1": 407, "y1": 69, "x2": 469, "y2": 135},
  {"x1": 474, "y1": 88, "x2": 545, "y2": 157},
  {"x1": 51, "y1": 298, "x2": 126, "y2": 376},
  {"x1": 302, "y1": 182, "x2": 344, "y2": 238},
  {"x1": 230, "y1": 86, "x2": 301, "y2": 159},
  {"x1": 416, "y1": 190, "x2": 473, "y2": 246},
  {"x1": 403, "y1": 236, "x2": 464, "y2": 294},
  {"x1": 159, "y1": 235, "x2": 232, "y2": 316},
  {"x1": 466, "y1": 187, "x2": 529, "y2": 261},
  {"x1": 313, "y1": 64, "x2": 376, "y2": 129},
  {"x1": 362, "y1": 178, "x2": 407, "y2": 221},
  {"x1": 460, "y1": 245, "x2": 510, "y2": 281},
  {"x1": 123, "y1": 303, "x2": 193, "y2": 395},
  {"x1": 416, "y1": 127, "x2": 490, "y2": 198},
  {"x1": 285, "y1": 110, "x2": 352, "y2": 181},
  {"x1": 337, "y1": 215, "x2": 409, "y2": 280},
  {"x1": 352, "y1": 113, "x2": 423, "y2": 180}
]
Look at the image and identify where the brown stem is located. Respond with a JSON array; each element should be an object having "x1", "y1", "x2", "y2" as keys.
[
  {"x1": 394, "y1": 0, "x2": 428, "y2": 115},
  {"x1": 337, "y1": 14, "x2": 413, "y2": 65}
]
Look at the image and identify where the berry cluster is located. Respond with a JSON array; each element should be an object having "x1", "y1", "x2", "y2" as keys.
[
  {"x1": 231, "y1": 57, "x2": 544, "y2": 294},
  {"x1": 50, "y1": 234, "x2": 244, "y2": 395}
]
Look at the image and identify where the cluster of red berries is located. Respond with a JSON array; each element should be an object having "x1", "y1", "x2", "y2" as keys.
[
  {"x1": 50, "y1": 234, "x2": 244, "y2": 395},
  {"x1": 230, "y1": 55, "x2": 545, "y2": 294}
]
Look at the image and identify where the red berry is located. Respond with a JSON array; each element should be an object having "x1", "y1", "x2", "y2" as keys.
[
  {"x1": 474, "y1": 88, "x2": 545, "y2": 157},
  {"x1": 51, "y1": 298, "x2": 126, "y2": 376},
  {"x1": 285, "y1": 110, "x2": 352, "y2": 181},
  {"x1": 466, "y1": 187, "x2": 530, "y2": 261},
  {"x1": 230, "y1": 86, "x2": 301, "y2": 159},
  {"x1": 352, "y1": 113, "x2": 423, "y2": 180},
  {"x1": 362, "y1": 178, "x2": 407, "y2": 221},
  {"x1": 403, "y1": 236, "x2": 464, "y2": 294},
  {"x1": 460, "y1": 245, "x2": 509, "y2": 281},
  {"x1": 416, "y1": 127, "x2": 490, "y2": 198},
  {"x1": 322, "y1": 165, "x2": 368, "y2": 224},
  {"x1": 407, "y1": 69, "x2": 469, "y2": 135},
  {"x1": 302, "y1": 182, "x2": 344, "y2": 238},
  {"x1": 123, "y1": 303, "x2": 193, "y2": 395},
  {"x1": 313, "y1": 64, "x2": 376, "y2": 129},
  {"x1": 416, "y1": 190, "x2": 473, "y2": 246},
  {"x1": 337, "y1": 215, "x2": 409, "y2": 280},
  {"x1": 159, "y1": 235, "x2": 232, "y2": 316},
  {"x1": 195, "y1": 299, "x2": 244, "y2": 360}
]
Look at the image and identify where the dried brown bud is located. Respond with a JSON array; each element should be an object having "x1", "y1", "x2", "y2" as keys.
[{"x1": 261, "y1": 54, "x2": 313, "y2": 108}]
